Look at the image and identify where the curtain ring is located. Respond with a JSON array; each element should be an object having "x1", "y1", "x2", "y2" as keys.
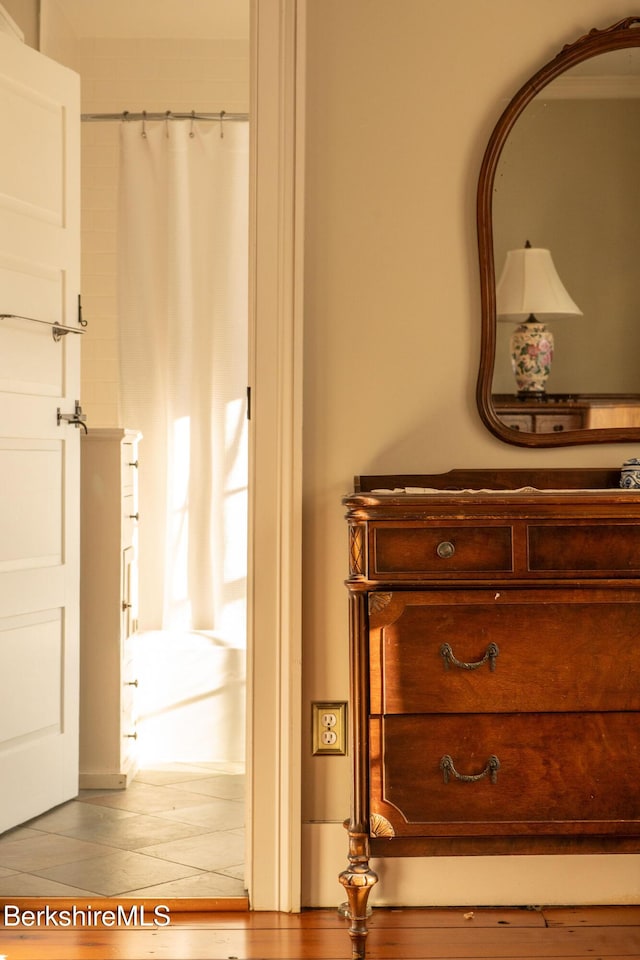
[
  {"x1": 165, "y1": 109, "x2": 172, "y2": 137},
  {"x1": 141, "y1": 110, "x2": 147, "y2": 138},
  {"x1": 220, "y1": 109, "x2": 225, "y2": 138},
  {"x1": 190, "y1": 109, "x2": 196, "y2": 138}
]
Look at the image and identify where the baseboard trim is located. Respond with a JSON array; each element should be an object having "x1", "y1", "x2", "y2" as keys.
[
  {"x1": 78, "y1": 765, "x2": 138, "y2": 790},
  {"x1": 302, "y1": 821, "x2": 640, "y2": 908}
]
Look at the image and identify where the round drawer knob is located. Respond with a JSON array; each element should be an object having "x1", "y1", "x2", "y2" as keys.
[{"x1": 436, "y1": 540, "x2": 455, "y2": 559}]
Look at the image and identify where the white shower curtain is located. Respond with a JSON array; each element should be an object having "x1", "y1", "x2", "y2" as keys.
[{"x1": 117, "y1": 119, "x2": 249, "y2": 641}]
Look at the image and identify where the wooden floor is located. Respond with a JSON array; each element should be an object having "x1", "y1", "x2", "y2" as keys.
[{"x1": 0, "y1": 905, "x2": 639, "y2": 959}]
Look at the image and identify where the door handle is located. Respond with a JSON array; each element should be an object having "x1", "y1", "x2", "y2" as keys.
[{"x1": 57, "y1": 400, "x2": 88, "y2": 433}]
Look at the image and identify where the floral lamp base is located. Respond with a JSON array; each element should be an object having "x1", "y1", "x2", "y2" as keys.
[{"x1": 510, "y1": 320, "x2": 554, "y2": 395}]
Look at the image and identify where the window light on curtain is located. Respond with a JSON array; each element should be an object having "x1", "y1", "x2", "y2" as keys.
[{"x1": 117, "y1": 118, "x2": 249, "y2": 644}]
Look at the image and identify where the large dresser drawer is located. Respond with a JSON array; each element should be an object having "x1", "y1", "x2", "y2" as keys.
[
  {"x1": 369, "y1": 589, "x2": 640, "y2": 714},
  {"x1": 528, "y1": 523, "x2": 640, "y2": 574},
  {"x1": 370, "y1": 713, "x2": 640, "y2": 837},
  {"x1": 370, "y1": 523, "x2": 513, "y2": 579}
]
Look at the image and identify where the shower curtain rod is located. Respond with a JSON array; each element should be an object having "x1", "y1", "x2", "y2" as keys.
[{"x1": 81, "y1": 110, "x2": 248, "y2": 122}]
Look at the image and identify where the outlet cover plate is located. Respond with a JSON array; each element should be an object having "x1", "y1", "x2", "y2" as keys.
[{"x1": 312, "y1": 701, "x2": 347, "y2": 755}]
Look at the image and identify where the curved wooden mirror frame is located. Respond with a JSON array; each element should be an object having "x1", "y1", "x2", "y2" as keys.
[{"x1": 477, "y1": 16, "x2": 640, "y2": 446}]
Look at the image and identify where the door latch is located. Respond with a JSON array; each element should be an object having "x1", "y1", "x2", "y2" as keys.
[{"x1": 57, "y1": 400, "x2": 88, "y2": 433}]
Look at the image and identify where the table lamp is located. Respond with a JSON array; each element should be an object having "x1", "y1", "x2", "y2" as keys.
[{"x1": 496, "y1": 241, "x2": 582, "y2": 395}]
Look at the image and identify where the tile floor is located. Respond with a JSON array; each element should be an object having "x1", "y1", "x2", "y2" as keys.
[{"x1": 0, "y1": 763, "x2": 245, "y2": 899}]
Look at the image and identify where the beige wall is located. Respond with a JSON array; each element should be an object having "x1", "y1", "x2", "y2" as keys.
[{"x1": 301, "y1": 0, "x2": 640, "y2": 907}]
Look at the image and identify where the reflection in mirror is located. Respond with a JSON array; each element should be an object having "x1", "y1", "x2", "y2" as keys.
[
  {"x1": 494, "y1": 51, "x2": 640, "y2": 395},
  {"x1": 496, "y1": 241, "x2": 583, "y2": 396},
  {"x1": 477, "y1": 18, "x2": 640, "y2": 445}
]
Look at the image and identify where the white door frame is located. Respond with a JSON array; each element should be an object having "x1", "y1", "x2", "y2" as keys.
[{"x1": 247, "y1": 0, "x2": 305, "y2": 912}]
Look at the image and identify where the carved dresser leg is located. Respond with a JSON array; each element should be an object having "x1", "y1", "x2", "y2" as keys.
[{"x1": 338, "y1": 826, "x2": 378, "y2": 959}]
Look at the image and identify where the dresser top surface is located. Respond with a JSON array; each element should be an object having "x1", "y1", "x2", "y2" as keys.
[{"x1": 345, "y1": 469, "x2": 640, "y2": 518}]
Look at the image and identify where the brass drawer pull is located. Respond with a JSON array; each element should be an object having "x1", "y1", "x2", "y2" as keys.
[
  {"x1": 440, "y1": 641, "x2": 499, "y2": 672},
  {"x1": 440, "y1": 754, "x2": 500, "y2": 784},
  {"x1": 436, "y1": 540, "x2": 455, "y2": 558}
]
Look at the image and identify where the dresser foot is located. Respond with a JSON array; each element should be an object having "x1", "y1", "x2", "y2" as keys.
[{"x1": 339, "y1": 827, "x2": 378, "y2": 959}]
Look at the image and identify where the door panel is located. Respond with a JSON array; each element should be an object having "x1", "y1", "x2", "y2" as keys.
[
  {"x1": 0, "y1": 65, "x2": 66, "y2": 224},
  {"x1": 0, "y1": 610, "x2": 63, "y2": 741},
  {"x1": 0, "y1": 441, "x2": 62, "y2": 571},
  {"x1": 0, "y1": 33, "x2": 80, "y2": 833},
  {"x1": 0, "y1": 314, "x2": 65, "y2": 396}
]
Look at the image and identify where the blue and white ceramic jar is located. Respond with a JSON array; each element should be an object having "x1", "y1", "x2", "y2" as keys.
[{"x1": 620, "y1": 458, "x2": 640, "y2": 488}]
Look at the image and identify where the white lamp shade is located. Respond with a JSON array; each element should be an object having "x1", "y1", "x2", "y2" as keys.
[{"x1": 496, "y1": 246, "x2": 583, "y2": 322}]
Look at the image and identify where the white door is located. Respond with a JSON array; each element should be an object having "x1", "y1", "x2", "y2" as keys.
[{"x1": 0, "y1": 33, "x2": 80, "y2": 832}]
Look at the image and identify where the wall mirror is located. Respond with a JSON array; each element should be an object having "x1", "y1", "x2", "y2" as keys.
[{"x1": 477, "y1": 16, "x2": 640, "y2": 446}]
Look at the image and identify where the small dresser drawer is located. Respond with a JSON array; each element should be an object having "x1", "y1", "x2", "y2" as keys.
[
  {"x1": 122, "y1": 494, "x2": 139, "y2": 546},
  {"x1": 370, "y1": 713, "x2": 640, "y2": 837},
  {"x1": 121, "y1": 441, "x2": 139, "y2": 495},
  {"x1": 499, "y1": 413, "x2": 532, "y2": 433},
  {"x1": 528, "y1": 523, "x2": 640, "y2": 574},
  {"x1": 121, "y1": 674, "x2": 137, "y2": 725},
  {"x1": 535, "y1": 413, "x2": 583, "y2": 434},
  {"x1": 370, "y1": 523, "x2": 513, "y2": 579},
  {"x1": 370, "y1": 589, "x2": 640, "y2": 715}
]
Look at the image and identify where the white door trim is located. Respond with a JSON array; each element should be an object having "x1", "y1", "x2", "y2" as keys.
[{"x1": 247, "y1": 0, "x2": 305, "y2": 912}]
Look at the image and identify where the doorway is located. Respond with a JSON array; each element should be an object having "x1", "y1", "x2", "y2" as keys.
[
  {"x1": 33, "y1": 0, "x2": 251, "y2": 902},
  {"x1": 4, "y1": 0, "x2": 306, "y2": 913}
]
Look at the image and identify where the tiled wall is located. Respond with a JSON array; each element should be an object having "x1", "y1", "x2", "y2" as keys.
[{"x1": 78, "y1": 38, "x2": 250, "y2": 426}]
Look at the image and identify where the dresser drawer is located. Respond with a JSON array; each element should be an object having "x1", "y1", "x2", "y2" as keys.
[
  {"x1": 498, "y1": 413, "x2": 532, "y2": 433},
  {"x1": 370, "y1": 589, "x2": 640, "y2": 714},
  {"x1": 528, "y1": 523, "x2": 640, "y2": 574},
  {"x1": 370, "y1": 713, "x2": 640, "y2": 837},
  {"x1": 535, "y1": 413, "x2": 583, "y2": 434},
  {"x1": 122, "y1": 493, "x2": 138, "y2": 547},
  {"x1": 370, "y1": 523, "x2": 513, "y2": 579},
  {"x1": 121, "y1": 441, "x2": 139, "y2": 495}
]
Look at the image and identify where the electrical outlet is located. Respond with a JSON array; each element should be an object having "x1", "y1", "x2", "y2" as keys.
[{"x1": 312, "y1": 701, "x2": 347, "y2": 755}]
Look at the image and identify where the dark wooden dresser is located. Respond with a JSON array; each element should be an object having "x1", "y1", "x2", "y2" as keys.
[{"x1": 339, "y1": 468, "x2": 640, "y2": 958}]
